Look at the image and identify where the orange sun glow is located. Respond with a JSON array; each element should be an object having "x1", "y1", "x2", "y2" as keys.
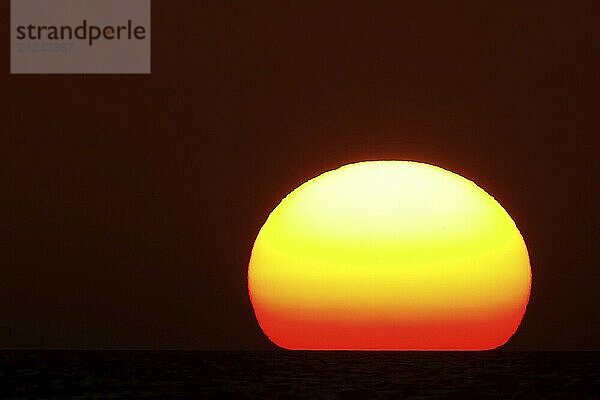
[{"x1": 248, "y1": 161, "x2": 531, "y2": 350}]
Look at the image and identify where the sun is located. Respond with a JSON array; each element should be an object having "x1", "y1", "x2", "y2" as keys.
[{"x1": 248, "y1": 161, "x2": 531, "y2": 350}]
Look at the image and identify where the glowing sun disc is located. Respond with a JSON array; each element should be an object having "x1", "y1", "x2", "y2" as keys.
[{"x1": 248, "y1": 161, "x2": 531, "y2": 350}]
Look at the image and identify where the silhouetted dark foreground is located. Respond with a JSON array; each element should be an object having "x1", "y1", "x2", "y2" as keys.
[{"x1": 1, "y1": 351, "x2": 598, "y2": 399}]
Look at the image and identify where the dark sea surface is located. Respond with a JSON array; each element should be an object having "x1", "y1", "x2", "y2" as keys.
[{"x1": 1, "y1": 351, "x2": 598, "y2": 399}]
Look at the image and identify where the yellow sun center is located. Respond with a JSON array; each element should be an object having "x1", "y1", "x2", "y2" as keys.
[{"x1": 248, "y1": 161, "x2": 531, "y2": 350}]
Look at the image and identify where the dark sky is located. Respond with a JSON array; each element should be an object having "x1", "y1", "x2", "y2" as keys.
[{"x1": 1, "y1": 2, "x2": 598, "y2": 350}]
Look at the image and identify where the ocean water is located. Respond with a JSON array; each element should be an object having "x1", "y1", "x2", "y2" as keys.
[{"x1": 1, "y1": 351, "x2": 598, "y2": 399}]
